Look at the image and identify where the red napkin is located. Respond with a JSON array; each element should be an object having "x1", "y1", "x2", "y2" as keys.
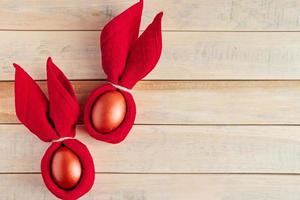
[
  {"x1": 84, "y1": 0, "x2": 163, "y2": 144},
  {"x1": 14, "y1": 58, "x2": 95, "y2": 200}
]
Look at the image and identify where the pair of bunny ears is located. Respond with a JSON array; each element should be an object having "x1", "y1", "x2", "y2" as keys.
[
  {"x1": 14, "y1": 58, "x2": 79, "y2": 142},
  {"x1": 101, "y1": 0, "x2": 163, "y2": 89}
]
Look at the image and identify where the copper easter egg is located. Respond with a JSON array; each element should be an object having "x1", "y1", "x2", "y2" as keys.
[
  {"x1": 51, "y1": 147, "x2": 82, "y2": 190},
  {"x1": 91, "y1": 90, "x2": 126, "y2": 133}
]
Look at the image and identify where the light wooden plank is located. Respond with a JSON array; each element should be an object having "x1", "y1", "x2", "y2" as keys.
[
  {"x1": 2, "y1": 0, "x2": 300, "y2": 31},
  {"x1": 3, "y1": 31, "x2": 300, "y2": 80},
  {"x1": 1, "y1": 174, "x2": 300, "y2": 200},
  {"x1": 2, "y1": 81, "x2": 300, "y2": 124},
  {"x1": 2, "y1": 125, "x2": 300, "y2": 173}
]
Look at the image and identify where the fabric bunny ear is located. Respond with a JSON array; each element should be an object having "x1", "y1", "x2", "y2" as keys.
[
  {"x1": 47, "y1": 57, "x2": 80, "y2": 138},
  {"x1": 14, "y1": 64, "x2": 59, "y2": 142},
  {"x1": 101, "y1": 0, "x2": 143, "y2": 84},
  {"x1": 120, "y1": 12, "x2": 163, "y2": 89}
]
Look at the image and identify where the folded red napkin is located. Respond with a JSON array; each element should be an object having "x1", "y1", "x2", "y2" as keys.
[
  {"x1": 14, "y1": 58, "x2": 95, "y2": 200},
  {"x1": 84, "y1": 0, "x2": 163, "y2": 144}
]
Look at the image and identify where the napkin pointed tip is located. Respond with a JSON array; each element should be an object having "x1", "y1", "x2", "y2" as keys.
[
  {"x1": 156, "y1": 12, "x2": 163, "y2": 21},
  {"x1": 150, "y1": 12, "x2": 163, "y2": 28},
  {"x1": 13, "y1": 63, "x2": 21, "y2": 70},
  {"x1": 47, "y1": 57, "x2": 56, "y2": 72},
  {"x1": 47, "y1": 57, "x2": 53, "y2": 65}
]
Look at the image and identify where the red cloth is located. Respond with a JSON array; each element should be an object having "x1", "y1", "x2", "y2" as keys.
[
  {"x1": 14, "y1": 58, "x2": 95, "y2": 200},
  {"x1": 84, "y1": 0, "x2": 163, "y2": 143}
]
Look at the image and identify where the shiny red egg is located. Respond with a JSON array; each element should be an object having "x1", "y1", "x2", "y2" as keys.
[
  {"x1": 51, "y1": 147, "x2": 82, "y2": 190},
  {"x1": 91, "y1": 90, "x2": 126, "y2": 133}
]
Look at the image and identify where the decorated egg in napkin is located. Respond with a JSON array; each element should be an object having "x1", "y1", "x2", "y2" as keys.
[
  {"x1": 14, "y1": 58, "x2": 95, "y2": 200},
  {"x1": 84, "y1": 0, "x2": 163, "y2": 144}
]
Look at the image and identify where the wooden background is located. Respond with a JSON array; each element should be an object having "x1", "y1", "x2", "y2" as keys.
[{"x1": 2, "y1": 0, "x2": 300, "y2": 199}]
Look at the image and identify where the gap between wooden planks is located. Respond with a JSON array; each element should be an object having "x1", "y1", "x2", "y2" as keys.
[
  {"x1": 3, "y1": 31, "x2": 300, "y2": 80},
  {"x1": 1, "y1": 174, "x2": 300, "y2": 200},
  {"x1": 2, "y1": 0, "x2": 300, "y2": 31},
  {"x1": 2, "y1": 124, "x2": 300, "y2": 173},
  {"x1": 2, "y1": 80, "x2": 300, "y2": 124}
]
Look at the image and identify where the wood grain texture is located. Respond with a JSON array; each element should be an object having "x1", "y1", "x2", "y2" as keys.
[
  {"x1": 2, "y1": 81, "x2": 300, "y2": 124},
  {"x1": 2, "y1": 125, "x2": 300, "y2": 173},
  {"x1": 1, "y1": 174, "x2": 300, "y2": 200},
  {"x1": 3, "y1": 31, "x2": 300, "y2": 81},
  {"x1": 2, "y1": 0, "x2": 300, "y2": 31}
]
